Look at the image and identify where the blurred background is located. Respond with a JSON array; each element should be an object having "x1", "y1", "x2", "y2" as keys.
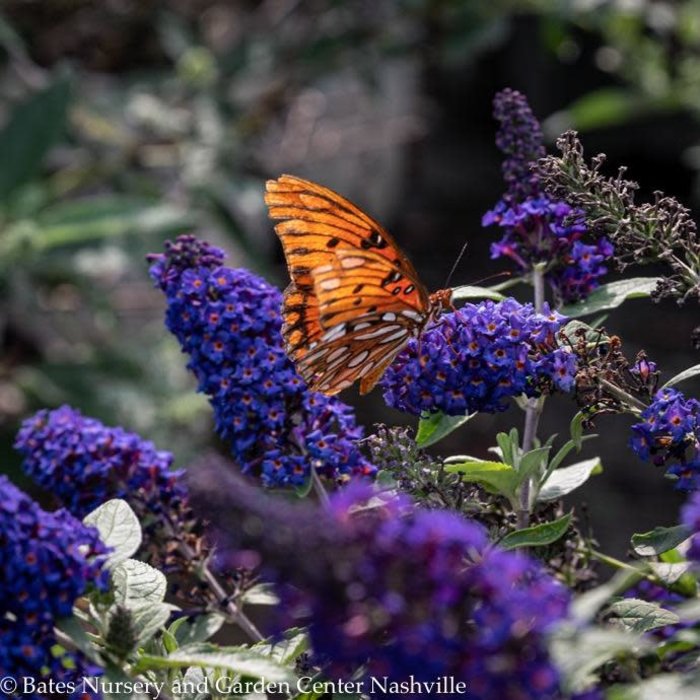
[{"x1": 1, "y1": 0, "x2": 699, "y2": 557}]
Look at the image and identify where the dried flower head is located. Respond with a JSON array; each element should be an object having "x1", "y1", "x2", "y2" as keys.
[{"x1": 534, "y1": 130, "x2": 700, "y2": 305}]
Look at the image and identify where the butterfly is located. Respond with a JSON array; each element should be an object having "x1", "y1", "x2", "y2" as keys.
[{"x1": 264, "y1": 174, "x2": 452, "y2": 395}]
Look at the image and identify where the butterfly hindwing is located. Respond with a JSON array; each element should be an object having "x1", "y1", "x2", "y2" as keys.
[{"x1": 295, "y1": 312, "x2": 415, "y2": 395}]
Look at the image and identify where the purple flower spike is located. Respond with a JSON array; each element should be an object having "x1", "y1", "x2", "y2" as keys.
[
  {"x1": 484, "y1": 90, "x2": 614, "y2": 304},
  {"x1": 380, "y1": 298, "x2": 577, "y2": 416},
  {"x1": 0, "y1": 476, "x2": 108, "y2": 695},
  {"x1": 148, "y1": 235, "x2": 375, "y2": 487}
]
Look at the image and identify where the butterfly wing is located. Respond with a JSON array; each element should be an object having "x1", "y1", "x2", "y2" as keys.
[
  {"x1": 265, "y1": 174, "x2": 431, "y2": 394},
  {"x1": 296, "y1": 310, "x2": 416, "y2": 395}
]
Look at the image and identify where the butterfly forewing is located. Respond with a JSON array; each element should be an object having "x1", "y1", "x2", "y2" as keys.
[{"x1": 265, "y1": 174, "x2": 435, "y2": 395}]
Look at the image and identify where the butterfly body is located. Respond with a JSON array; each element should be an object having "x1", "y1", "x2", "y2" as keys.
[{"x1": 265, "y1": 175, "x2": 451, "y2": 395}]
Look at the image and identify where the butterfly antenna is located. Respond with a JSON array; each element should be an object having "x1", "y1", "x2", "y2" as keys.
[
  {"x1": 467, "y1": 270, "x2": 512, "y2": 287},
  {"x1": 443, "y1": 242, "x2": 469, "y2": 289}
]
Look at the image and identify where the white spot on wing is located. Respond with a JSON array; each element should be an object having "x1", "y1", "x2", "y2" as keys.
[
  {"x1": 401, "y1": 310, "x2": 423, "y2": 322},
  {"x1": 353, "y1": 322, "x2": 371, "y2": 331},
  {"x1": 382, "y1": 312, "x2": 396, "y2": 322},
  {"x1": 322, "y1": 324, "x2": 347, "y2": 342},
  {"x1": 348, "y1": 350, "x2": 370, "y2": 368},
  {"x1": 379, "y1": 329, "x2": 409, "y2": 344},
  {"x1": 357, "y1": 362, "x2": 375, "y2": 378},
  {"x1": 356, "y1": 324, "x2": 401, "y2": 340},
  {"x1": 340, "y1": 256, "x2": 365, "y2": 270},
  {"x1": 320, "y1": 277, "x2": 340, "y2": 291},
  {"x1": 327, "y1": 346, "x2": 348, "y2": 362}
]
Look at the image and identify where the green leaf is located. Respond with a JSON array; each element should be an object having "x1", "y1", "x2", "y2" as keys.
[
  {"x1": 631, "y1": 525, "x2": 693, "y2": 557},
  {"x1": 571, "y1": 570, "x2": 646, "y2": 623},
  {"x1": 570, "y1": 411, "x2": 585, "y2": 449},
  {"x1": 451, "y1": 285, "x2": 505, "y2": 302},
  {"x1": 551, "y1": 625, "x2": 651, "y2": 694},
  {"x1": 662, "y1": 364, "x2": 700, "y2": 389},
  {"x1": 607, "y1": 673, "x2": 700, "y2": 700},
  {"x1": 610, "y1": 598, "x2": 680, "y2": 634},
  {"x1": 0, "y1": 75, "x2": 71, "y2": 201},
  {"x1": 173, "y1": 613, "x2": 226, "y2": 646},
  {"x1": 500, "y1": 512, "x2": 572, "y2": 550},
  {"x1": 517, "y1": 445, "x2": 551, "y2": 481},
  {"x1": 496, "y1": 431, "x2": 514, "y2": 466},
  {"x1": 252, "y1": 628, "x2": 309, "y2": 666},
  {"x1": 560, "y1": 278, "x2": 661, "y2": 318},
  {"x1": 649, "y1": 562, "x2": 691, "y2": 586},
  {"x1": 129, "y1": 602, "x2": 178, "y2": 645},
  {"x1": 545, "y1": 87, "x2": 645, "y2": 133},
  {"x1": 242, "y1": 583, "x2": 279, "y2": 606},
  {"x1": 444, "y1": 460, "x2": 519, "y2": 500},
  {"x1": 2, "y1": 197, "x2": 193, "y2": 256},
  {"x1": 416, "y1": 411, "x2": 474, "y2": 448},
  {"x1": 537, "y1": 457, "x2": 602, "y2": 502},
  {"x1": 134, "y1": 644, "x2": 296, "y2": 683},
  {"x1": 83, "y1": 499, "x2": 141, "y2": 568},
  {"x1": 112, "y1": 559, "x2": 166, "y2": 606}
]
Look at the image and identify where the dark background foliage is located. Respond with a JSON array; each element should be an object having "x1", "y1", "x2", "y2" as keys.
[{"x1": 1, "y1": 0, "x2": 698, "y2": 556}]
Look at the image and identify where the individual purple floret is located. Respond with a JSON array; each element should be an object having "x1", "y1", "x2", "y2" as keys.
[
  {"x1": 0, "y1": 476, "x2": 108, "y2": 697},
  {"x1": 148, "y1": 235, "x2": 375, "y2": 487},
  {"x1": 380, "y1": 298, "x2": 577, "y2": 417},
  {"x1": 15, "y1": 405, "x2": 187, "y2": 518},
  {"x1": 630, "y1": 387, "x2": 700, "y2": 490},
  {"x1": 193, "y1": 459, "x2": 570, "y2": 700},
  {"x1": 483, "y1": 89, "x2": 614, "y2": 304}
]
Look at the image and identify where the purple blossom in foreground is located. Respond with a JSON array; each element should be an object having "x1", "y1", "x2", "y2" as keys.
[
  {"x1": 15, "y1": 405, "x2": 187, "y2": 519},
  {"x1": 148, "y1": 235, "x2": 374, "y2": 487},
  {"x1": 682, "y1": 491, "x2": 700, "y2": 562},
  {"x1": 194, "y1": 459, "x2": 570, "y2": 700},
  {"x1": 381, "y1": 298, "x2": 577, "y2": 416},
  {"x1": 0, "y1": 476, "x2": 108, "y2": 697},
  {"x1": 630, "y1": 388, "x2": 700, "y2": 490},
  {"x1": 483, "y1": 89, "x2": 613, "y2": 304}
]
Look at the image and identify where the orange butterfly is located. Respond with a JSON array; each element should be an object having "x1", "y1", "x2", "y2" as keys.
[{"x1": 264, "y1": 174, "x2": 452, "y2": 395}]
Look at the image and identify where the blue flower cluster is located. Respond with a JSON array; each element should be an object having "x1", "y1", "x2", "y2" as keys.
[
  {"x1": 198, "y1": 462, "x2": 570, "y2": 700},
  {"x1": 485, "y1": 197, "x2": 614, "y2": 304},
  {"x1": 380, "y1": 298, "x2": 577, "y2": 416},
  {"x1": 0, "y1": 476, "x2": 108, "y2": 697},
  {"x1": 148, "y1": 235, "x2": 374, "y2": 487},
  {"x1": 483, "y1": 89, "x2": 613, "y2": 304},
  {"x1": 15, "y1": 405, "x2": 187, "y2": 519},
  {"x1": 630, "y1": 388, "x2": 700, "y2": 490}
]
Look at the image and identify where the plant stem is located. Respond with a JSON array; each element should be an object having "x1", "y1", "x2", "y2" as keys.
[
  {"x1": 517, "y1": 264, "x2": 547, "y2": 530},
  {"x1": 599, "y1": 378, "x2": 646, "y2": 413},
  {"x1": 162, "y1": 516, "x2": 264, "y2": 642}
]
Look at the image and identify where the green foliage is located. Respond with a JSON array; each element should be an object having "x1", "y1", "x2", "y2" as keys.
[{"x1": 560, "y1": 278, "x2": 662, "y2": 318}]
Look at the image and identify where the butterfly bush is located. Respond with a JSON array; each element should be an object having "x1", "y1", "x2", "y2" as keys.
[
  {"x1": 381, "y1": 298, "x2": 577, "y2": 416},
  {"x1": 0, "y1": 475, "x2": 108, "y2": 696},
  {"x1": 148, "y1": 234, "x2": 374, "y2": 487},
  {"x1": 15, "y1": 405, "x2": 187, "y2": 518},
  {"x1": 483, "y1": 88, "x2": 613, "y2": 304},
  {"x1": 195, "y1": 459, "x2": 570, "y2": 700},
  {"x1": 629, "y1": 387, "x2": 700, "y2": 491}
]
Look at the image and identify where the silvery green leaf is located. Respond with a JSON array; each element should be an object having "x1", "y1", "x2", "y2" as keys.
[
  {"x1": 83, "y1": 499, "x2": 141, "y2": 568},
  {"x1": 112, "y1": 559, "x2": 166, "y2": 606}
]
